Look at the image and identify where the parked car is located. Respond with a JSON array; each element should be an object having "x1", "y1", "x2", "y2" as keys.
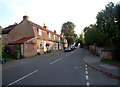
[
  {"x1": 64, "y1": 47, "x2": 71, "y2": 52},
  {"x1": 70, "y1": 45, "x2": 75, "y2": 50}
]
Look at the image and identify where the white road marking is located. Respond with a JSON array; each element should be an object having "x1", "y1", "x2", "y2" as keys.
[
  {"x1": 86, "y1": 82, "x2": 90, "y2": 86},
  {"x1": 85, "y1": 64, "x2": 90, "y2": 86},
  {"x1": 86, "y1": 71, "x2": 88, "y2": 74},
  {"x1": 7, "y1": 70, "x2": 38, "y2": 86},
  {"x1": 49, "y1": 58, "x2": 63, "y2": 64},
  {"x1": 86, "y1": 75, "x2": 89, "y2": 80}
]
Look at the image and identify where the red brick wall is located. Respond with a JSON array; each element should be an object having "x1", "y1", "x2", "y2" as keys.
[
  {"x1": 8, "y1": 20, "x2": 35, "y2": 44},
  {"x1": 23, "y1": 44, "x2": 37, "y2": 57}
]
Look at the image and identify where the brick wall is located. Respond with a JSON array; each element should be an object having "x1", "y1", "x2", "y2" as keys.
[
  {"x1": 8, "y1": 20, "x2": 35, "y2": 44},
  {"x1": 2, "y1": 34, "x2": 9, "y2": 44},
  {"x1": 23, "y1": 43, "x2": 37, "y2": 57}
]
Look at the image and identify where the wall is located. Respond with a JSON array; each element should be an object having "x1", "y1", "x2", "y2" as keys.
[
  {"x1": 8, "y1": 20, "x2": 35, "y2": 44},
  {"x1": 89, "y1": 45, "x2": 113, "y2": 59},
  {"x1": 23, "y1": 43, "x2": 37, "y2": 57},
  {"x1": 2, "y1": 34, "x2": 9, "y2": 44}
]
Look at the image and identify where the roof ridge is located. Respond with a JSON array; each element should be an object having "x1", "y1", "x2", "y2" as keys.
[{"x1": 28, "y1": 20, "x2": 65, "y2": 39}]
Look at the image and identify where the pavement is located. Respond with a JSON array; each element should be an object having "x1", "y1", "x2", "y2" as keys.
[{"x1": 83, "y1": 48, "x2": 120, "y2": 80}]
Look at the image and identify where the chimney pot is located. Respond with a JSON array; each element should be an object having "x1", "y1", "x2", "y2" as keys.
[
  {"x1": 23, "y1": 15, "x2": 29, "y2": 20},
  {"x1": 54, "y1": 30, "x2": 56, "y2": 33}
]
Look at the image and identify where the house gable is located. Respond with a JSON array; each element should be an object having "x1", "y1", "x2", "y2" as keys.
[{"x1": 8, "y1": 19, "x2": 35, "y2": 43}]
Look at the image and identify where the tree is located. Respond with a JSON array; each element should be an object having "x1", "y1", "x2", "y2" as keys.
[
  {"x1": 96, "y1": 2, "x2": 120, "y2": 46},
  {"x1": 61, "y1": 21, "x2": 77, "y2": 46},
  {"x1": 84, "y1": 24, "x2": 101, "y2": 46}
]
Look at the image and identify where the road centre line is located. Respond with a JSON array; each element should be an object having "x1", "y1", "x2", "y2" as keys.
[
  {"x1": 86, "y1": 75, "x2": 89, "y2": 80},
  {"x1": 7, "y1": 70, "x2": 38, "y2": 86},
  {"x1": 85, "y1": 64, "x2": 90, "y2": 86},
  {"x1": 86, "y1": 71, "x2": 88, "y2": 74},
  {"x1": 49, "y1": 58, "x2": 63, "y2": 64},
  {"x1": 86, "y1": 82, "x2": 90, "y2": 86}
]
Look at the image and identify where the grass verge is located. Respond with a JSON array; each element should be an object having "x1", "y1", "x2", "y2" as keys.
[
  {"x1": 100, "y1": 58, "x2": 120, "y2": 67},
  {"x1": 2, "y1": 52, "x2": 16, "y2": 62}
]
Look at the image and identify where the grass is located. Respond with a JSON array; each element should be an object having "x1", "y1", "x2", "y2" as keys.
[
  {"x1": 100, "y1": 58, "x2": 120, "y2": 67},
  {"x1": 4, "y1": 58, "x2": 15, "y2": 62},
  {"x1": 2, "y1": 52, "x2": 16, "y2": 62}
]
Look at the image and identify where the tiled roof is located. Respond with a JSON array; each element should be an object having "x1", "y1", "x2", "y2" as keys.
[
  {"x1": 4, "y1": 24, "x2": 17, "y2": 29},
  {"x1": 2, "y1": 24, "x2": 17, "y2": 34},
  {"x1": 8, "y1": 37, "x2": 34, "y2": 45},
  {"x1": 28, "y1": 21, "x2": 65, "y2": 39}
]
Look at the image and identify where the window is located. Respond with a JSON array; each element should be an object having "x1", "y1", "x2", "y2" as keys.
[
  {"x1": 39, "y1": 29, "x2": 42, "y2": 36},
  {"x1": 59, "y1": 37, "x2": 60, "y2": 41},
  {"x1": 40, "y1": 41, "x2": 43, "y2": 48},
  {"x1": 50, "y1": 43, "x2": 52, "y2": 47},
  {"x1": 49, "y1": 33, "x2": 51, "y2": 38},
  {"x1": 54, "y1": 35, "x2": 55, "y2": 40}
]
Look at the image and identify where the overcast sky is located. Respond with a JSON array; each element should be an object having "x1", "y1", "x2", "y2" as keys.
[{"x1": 0, "y1": 0, "x2": 119, "y2": 36}]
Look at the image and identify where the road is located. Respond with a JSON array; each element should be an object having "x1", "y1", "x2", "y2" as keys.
[{"x1": 2, "y1": 48, "x2": 119, "y2": 86}]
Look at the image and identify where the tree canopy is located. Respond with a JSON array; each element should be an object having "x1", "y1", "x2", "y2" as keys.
[
  {"x1": 83, "y1": 2, "x2": 120, "y2": 47},
  {"x1": 61, "y1": 21, "x2": 77, "y2": 46}
]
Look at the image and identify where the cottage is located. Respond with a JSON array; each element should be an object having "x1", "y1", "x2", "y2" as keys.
[{"x1": 2, "y1": 16, "x2": 68, "y2": 57}]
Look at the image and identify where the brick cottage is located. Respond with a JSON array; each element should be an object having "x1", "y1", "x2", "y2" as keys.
[{"x1": 2, "y1": 16, "x2": 68, "y2": 57}]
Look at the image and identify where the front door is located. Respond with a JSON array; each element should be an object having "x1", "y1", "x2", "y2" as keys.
[
  {"x1": 21, "y1": 44, "x2": 23, "y2": 55},
  {"x1": 44, "y1": 41, "x2": 46, "y2": 52}
]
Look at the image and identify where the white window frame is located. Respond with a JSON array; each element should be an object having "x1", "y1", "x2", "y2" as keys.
[
  {"x1": 54, "y1": 35, "x2": 55, "y2": 40},
  {"x1": 49, "y1": 33, "x2": 51, "y2": 38},
  {"x1": 39, "y1": 29, "x2": 42, "y2": 36}
]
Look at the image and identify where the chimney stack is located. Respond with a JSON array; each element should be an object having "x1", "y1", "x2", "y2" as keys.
[
  {"x1": 23, "y1": 15, "x2": 29, "y2": 20},
  {"x1": 54, "y1": 30, "x2": 56, "y2": 33},
  {"x1": 43, "y1": 23, "x2": 48, "y2": 29}
]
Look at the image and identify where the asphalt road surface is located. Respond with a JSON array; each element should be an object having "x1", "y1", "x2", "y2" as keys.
[{"x1": 2, "y1": 48, "x2": 119, "y2": 86}]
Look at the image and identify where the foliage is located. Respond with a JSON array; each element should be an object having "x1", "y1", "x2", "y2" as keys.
[
  {"x1": 84, "y1": 24, "x2": 101, "y2": 46},
  {"x1": 37, "y1": 52, "x2": 40, "y2": 55},
  {"x1": 83, "y1": 2, "x2": 120, "y2": 47},
  {"x1": 75, "y1": 39, "x2": 82, "y2": 47},
  {"x1": 2, "y1": 41, "x2": 5, "y2": 52},
  {"x1": 61, "y1": 21, "x2": 77, "y2": 46},
  {"x1": 96, "y1": 2, "x2": 119, "y2": 46},
  {"x1": 79, "y1": 33, "x2": 85, "y2": 44},
  {"x1": 2, "y1": 52, "x2": 15, "y2": 58},
  {"x1": 100, "y1": 58, "x2": 120, "y2": 66}
]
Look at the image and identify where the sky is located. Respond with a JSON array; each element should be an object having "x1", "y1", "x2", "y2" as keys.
[{"x1": 0, "y1": 0, "x2": 119, "y2": 36}]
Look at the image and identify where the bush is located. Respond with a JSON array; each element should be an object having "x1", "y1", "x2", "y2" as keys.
[
  {"x1": 21, "y1": 55, "x2": 25, "y2": 58},
  {"x1": 100, "y1": 58, "x2": 120, "y2": 65},
  {"x1": 37, "y1": 52, "x2": 40, "y2": 55},
  {"x1": 2, "y1": 52, "x2": 15, "y2": 58}
]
